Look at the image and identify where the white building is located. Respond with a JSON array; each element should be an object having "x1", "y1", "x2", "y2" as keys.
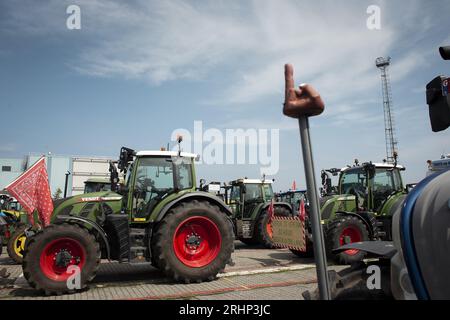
[{"x1": 0, "y1": 153, "x2": 116, "y2": 197}]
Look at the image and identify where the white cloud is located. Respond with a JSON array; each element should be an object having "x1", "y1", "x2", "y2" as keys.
[{"x1": 2, "y1": 0, "x2": 437, "y2": 108}]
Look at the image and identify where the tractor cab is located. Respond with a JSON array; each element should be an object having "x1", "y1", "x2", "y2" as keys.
[
  {"x1": 338, "y1": 162, "x2": 405, "y2": 214},
  {"x1": 226, "y1": 178, "x2": 275, "y2": 220},
  {"x1": 116, "y1": 147, "x2": 199, "y2": 222},
  {"x1": 278, "y1": 190, "x2": 308, "y2": 213},
  {"x1": 83, "y1": 178, "x2": 113, "y2": 194},
  {"x1": 223, "y1": 178, "x2": 292, "y2": 248}
]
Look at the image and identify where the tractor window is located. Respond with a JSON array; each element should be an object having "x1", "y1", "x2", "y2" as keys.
[
  {"x1": 133, "y1": 157, "x2": 174, "y2": 218},
  {"x1": 84, "y1": 182, "x2": 111, "y2": 194},
  {"x1": 175, "y1": 161, "x2": 193, "y2": 190},
  {"x1": 230, "y1": 186, "x2": 241, "y2": 203},
  {"x1": 340, "y1": 168, "x2": 367, "y2": 194},
  {"x1": 372, "y1": 169, "x2": 400, "y2": 211},
  {"x1": 373, "y1": 170, "x2": 396, "y2": 194},
  {"x1": 262, "y1": 184, "x2": 274, "y2": 201},
  {"x1": 244, "y1": 184, "x2": 262, "y2": 202}
]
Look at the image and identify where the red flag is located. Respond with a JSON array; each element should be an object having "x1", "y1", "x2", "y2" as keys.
[
  {"x1": 5, "y1": 157, "x2": 53, "y2": 227},
  {"x1": 298, "y1": 198, "x2": 306, "y2": 221},
  {"x1": 291, "y1": 180, "x2": 297, "y2": 190}
]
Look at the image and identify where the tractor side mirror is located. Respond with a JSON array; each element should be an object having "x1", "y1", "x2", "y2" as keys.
[{"x1": 426, "y1": 76, "x2": 450, "y2": 132}]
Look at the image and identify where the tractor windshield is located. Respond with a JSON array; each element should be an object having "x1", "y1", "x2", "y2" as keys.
[
  {"x1": 339, "y1": 168, "x2": 367, "y2": 195},
  {"x1": 244, "y1": 184, "x2": 263, "y2": 202}
]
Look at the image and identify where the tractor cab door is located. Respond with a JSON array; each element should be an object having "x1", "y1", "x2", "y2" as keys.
[
  {"x1": 130, "y1": 157, "x2": 176, "y2": 220},
  {"x1": 371, "y1": 168, "x2": 403, "y2": 212},
  {"x1": 339, "y1": 167, "x2": 369, "y2": 210},
  {"x1": 242, "y1": 184, "x2": 263, "y2": 219}
]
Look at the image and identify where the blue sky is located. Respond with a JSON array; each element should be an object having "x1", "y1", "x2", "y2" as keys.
[{"x1": 1, "y1": 0, "x2": 449, "y2": 191}]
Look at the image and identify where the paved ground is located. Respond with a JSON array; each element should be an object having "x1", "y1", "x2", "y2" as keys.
[{"x1": 0, "y1": 241, "x2": 334, "y2": 300}]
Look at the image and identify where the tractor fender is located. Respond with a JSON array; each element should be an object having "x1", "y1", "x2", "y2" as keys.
[
  {"x1": 155, "y1": 191, "x2": 234, "y2": 224},
  {"x1": 55, "y1": 215, "x2": 111, "y2": 261},
  {"x1": 334, "y1": 211, "x2": 377, "y2": 239}
]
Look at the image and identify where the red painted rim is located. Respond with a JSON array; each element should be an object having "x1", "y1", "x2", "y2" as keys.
[
  {"x1": 339, "y1": 226, "x2": 362, "y2": 256},
  {"x1": 39, "y1": 238, "x2": 86, "y2": 281},
  {"x1": 173, "y1": 216, "x2": 222, "y2": 268}
]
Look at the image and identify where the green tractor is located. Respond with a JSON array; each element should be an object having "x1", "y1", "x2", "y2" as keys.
[
  {"x1": 22, "y1": 146, "x2": 235, "y2": 295},
  {"x1": 223, "y1": 178, "x2": 292, "y2": 248},
  {"x1": 311, "y1": 161, "x2": 407, "y2": 264}
]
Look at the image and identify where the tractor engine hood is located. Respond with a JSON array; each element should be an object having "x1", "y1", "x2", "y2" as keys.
[{"x1": 49, "y1": 191, "x2": 123, "y2": 224}]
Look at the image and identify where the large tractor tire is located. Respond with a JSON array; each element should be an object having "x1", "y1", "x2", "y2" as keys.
[
  {"x1": 22, "y1": 223, "x2": 101, "y2": 295},
  {"x1": 0, "y1": 235, "x2": 3, "y2": 256},
  {"x1": 325, "y1": 215, "x2": 369, "y2": 265},
  {"x1": 7, "y1": 224, "x2": 27, "y2": 264},
  {"x1": 152, "y1": 200, "x2": 234, "y2": 283},
  {"x1": 257, "y1": 206, "x2": 291, "y2": 249}
]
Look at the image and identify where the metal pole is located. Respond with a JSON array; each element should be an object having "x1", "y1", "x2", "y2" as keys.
[
  {"x1": 298, "y1": 116, "x2": 331, "y2": 300},
  {"x1": 63, "y1": 171, "x2": 71, "y2": 198}
]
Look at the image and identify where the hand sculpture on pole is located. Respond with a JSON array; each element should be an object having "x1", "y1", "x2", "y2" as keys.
[
  {"x1": 282, "y1": 63, "x2": 330, "y2": 300},
  {"x1": 283, "y1": 64, "x2": 324, "y2": 118}
]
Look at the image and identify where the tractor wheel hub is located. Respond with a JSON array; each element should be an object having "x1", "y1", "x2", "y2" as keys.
[
  {"x1": 54, "y1": 249, "x2": 77, "y2": 268},
  {"x1": 186, "y1": 233, "x2": 202, "y2": 248}
]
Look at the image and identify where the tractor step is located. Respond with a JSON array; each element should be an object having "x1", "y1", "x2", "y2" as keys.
[
  {"x1": 129, "y1": 246, "x2": 148, "y2": 263},
  {"x1": 129, "y1": 228, "x2": 149, "y2": 263}
]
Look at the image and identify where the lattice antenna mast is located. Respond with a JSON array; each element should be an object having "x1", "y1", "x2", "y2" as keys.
[{"x1": 376, "y1": 57, "x2": 398, "y2": 163}]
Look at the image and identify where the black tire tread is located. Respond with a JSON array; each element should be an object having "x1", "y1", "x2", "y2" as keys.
[
  {"x1": 152, "y1": 200, "x2": 234, "y2": 284},
  {"x1": 325, "y1": 215, "x2": 369, "y2": 265}
]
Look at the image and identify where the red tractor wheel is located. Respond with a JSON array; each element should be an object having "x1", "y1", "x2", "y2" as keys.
[
  {"x1": 325, "y1": 215, "x2": 369, "y2": 265},
  {"x1": 173, "y1": 216, "x2": 222, "y2": 268},
  {"x1": 22, "y1": 224, "x2": 101, "y2": 295},
  {"x1": 152, "y1": 200, "x2": 234, "y2": 283}
]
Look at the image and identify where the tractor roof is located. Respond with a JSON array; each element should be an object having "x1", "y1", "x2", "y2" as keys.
[
  {"x1": 230, "y1": 178, "x2": 274, "y2": 185},
  {"x1": 84, "y1": 178, "x2": 111, "y2": 184},
  {"x1": 136, "y1": 150, "x2": 198, "y2": 158},
  {"x1": 341, "y1": 163, "x2": 405, "y2": 172},
  {"x1": 281, "y1": 189, "x2": 307, "y2": 194}
]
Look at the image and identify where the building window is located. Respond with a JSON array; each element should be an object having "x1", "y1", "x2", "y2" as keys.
[{"x1": 2, "y1": 166, "x2": 12, "y2": 172}]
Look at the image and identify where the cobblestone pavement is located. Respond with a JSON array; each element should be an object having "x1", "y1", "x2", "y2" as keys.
[{"x1": 0, "y1": 241, "x2": 339, "y2": 300}]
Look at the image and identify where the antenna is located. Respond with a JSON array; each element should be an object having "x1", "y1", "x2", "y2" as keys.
[{"x1": 376, "y1": 57, "x2": 398, "y2": 164}]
